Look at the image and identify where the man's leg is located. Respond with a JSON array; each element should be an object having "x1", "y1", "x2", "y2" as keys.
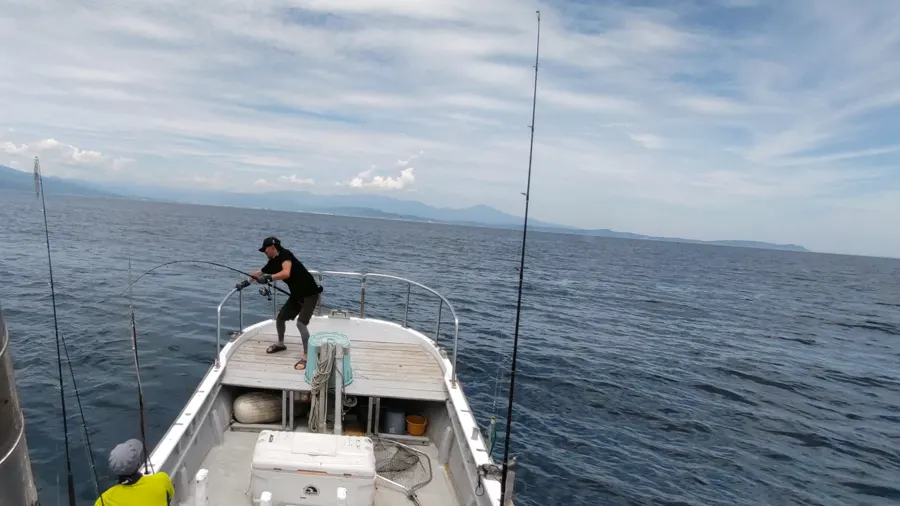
[
  {"x1": 267, "y1": 297, "x2": 302, "y2": 353},
  {"x1": 293, "y1": 294, "x2": 320, "y2": 370},
  {"x1": 276, "y1": 318, "x2": 286, "y2": 343}
]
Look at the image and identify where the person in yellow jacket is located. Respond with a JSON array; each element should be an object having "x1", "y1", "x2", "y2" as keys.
[{"x1": 94, "y1": 439, "x2": 174, "y2": 506}]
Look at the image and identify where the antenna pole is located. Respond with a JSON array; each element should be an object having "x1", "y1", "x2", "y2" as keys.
[
  {"x1": 35, "y1": 156, "x2": 77, "y2": 506},
  {"x1": 499, "y1": 10, "x2": 540, "y2": 506}
]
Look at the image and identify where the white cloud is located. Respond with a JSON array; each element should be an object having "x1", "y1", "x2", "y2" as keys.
[
  {"x1": 69, "y1": 146, "x2": 103, "y2": 164},
  {"x1": 1, "y1": 141, "x2": 27, "y2": 154},
  {"x1": 35, "y1": 138, "x2": 103, "y2": 165},
  {"x1": 0, "y1": 0, "x2": 898, "y2": 255},
  {"x1": 0, "y1": 136, "x2": 131, "y2": 176},
  {"x1": 278, "y1": 174, "x2": 315, "y2": 186},
  {"x1": 241, "y1": 156, "x2": 297, "y2": 168},
  {"x1": 111, "y1": 157, "x2": 135, "y2": 172},
  {"x1": 349, "y1": 167, "x2": 415, "y2": 190},
  {"x1": 34, "y1": 139, "x2": 61, "y2": 150},
  {"x1": 628, "y1": 133, "x2": 665, "y2": 150},
  {"x1": 397, "y1": 151, "x2": 423, "y2": 167}
]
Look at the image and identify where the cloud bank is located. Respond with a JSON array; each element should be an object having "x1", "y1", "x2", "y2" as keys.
[
  {"x1": 0, "y1": 0, "x2": 898, "y2": 256},
  {"x1": 348, "y1": 167, "x2": 415, "y2": 189}
]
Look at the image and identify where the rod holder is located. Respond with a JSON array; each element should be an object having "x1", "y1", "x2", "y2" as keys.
[
  {"x1": 503, "y1": 457, "x2": 517, "y2": 506},
  {"x1": 359, "y1": 278, "x2": 366, "y2": 318},
  {"x1": 334, "y1": 345, "x2": 345, "y2": 435},
  {"x1": 403, "y1": 284, "x2": 411, "y2": 327}
]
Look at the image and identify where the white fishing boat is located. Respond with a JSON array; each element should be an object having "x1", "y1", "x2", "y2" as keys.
[{"x1": 145, "y1": 271, "x2": 516, "y2": 506}]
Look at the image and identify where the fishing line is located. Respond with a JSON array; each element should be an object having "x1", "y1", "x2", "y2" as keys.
[
  {"x1": 498, "y1": 11, "x2": 541, "y2": 506},
  {"x1": 59, "y1": 327, "x2": 103, "y2": 502}
]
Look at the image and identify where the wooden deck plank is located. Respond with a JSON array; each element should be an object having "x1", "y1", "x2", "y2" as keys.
[{"x1": 222, "y1": 338, "x2": 447, "y2": 401}]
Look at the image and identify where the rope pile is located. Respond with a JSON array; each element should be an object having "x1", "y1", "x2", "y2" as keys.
[{"x1": 307, "y1": 342, "x2": 335, "y2": 432}]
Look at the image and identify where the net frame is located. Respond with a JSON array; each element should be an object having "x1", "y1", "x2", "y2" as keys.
[{"x1": 372, "y1": 437, "x2": 433, "y2": 499}]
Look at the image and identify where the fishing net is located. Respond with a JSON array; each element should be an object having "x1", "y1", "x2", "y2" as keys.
[{"x1": 373, "y1": 438, "x2": 432, "y2": 494}]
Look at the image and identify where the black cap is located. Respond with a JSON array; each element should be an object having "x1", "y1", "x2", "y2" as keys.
[{"x1": 259, "y1": 236, "x2": 280, "y2": 252}]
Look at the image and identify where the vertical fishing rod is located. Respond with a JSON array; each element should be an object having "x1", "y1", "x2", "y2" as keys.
[
  {"x1": 128, "y1": 259, "x2": 152, "y2": 473},
  {"x1": 34, "y1": 156, "x2": 77, "y2": 506},
  {"x1": 499, "y1": 10, "x2": 540, "y2": 506}
]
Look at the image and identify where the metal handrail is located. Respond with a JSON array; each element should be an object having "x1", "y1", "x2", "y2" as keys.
[
  {"x1": 215, "y1": 271, "x2": 461, "y2": 382},
  {"x1": 215, "y1": 287, "x2": 239, "y2": 368}
]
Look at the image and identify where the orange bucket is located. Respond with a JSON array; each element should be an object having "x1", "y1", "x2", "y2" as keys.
[{"x1": 406, "y1": 415, "x2": 427, "y2": 436}]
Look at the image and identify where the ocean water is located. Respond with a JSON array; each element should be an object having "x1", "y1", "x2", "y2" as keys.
[{"x1": 1, "y1": 190, "x2": 899, "y2": 506}]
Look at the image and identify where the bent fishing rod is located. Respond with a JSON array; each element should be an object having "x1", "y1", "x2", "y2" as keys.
[
  {"x1": 499, "y1": 10, "x2": 541, "y2": 506},
  {"x1": 119, "y1": 260, "x2": 290, "y2": 298}
]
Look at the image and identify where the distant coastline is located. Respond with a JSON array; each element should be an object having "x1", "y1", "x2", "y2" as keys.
[{"x1": 0, "y1": 165, "x2": 810, "y2": 253}]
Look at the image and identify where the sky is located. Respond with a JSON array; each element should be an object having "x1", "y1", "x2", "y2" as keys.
[{"x1": 0, "y1": 0, "x2": 899, "y2": 257}]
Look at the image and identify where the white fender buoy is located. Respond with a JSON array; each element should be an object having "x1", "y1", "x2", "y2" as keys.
[
  {"x1": 260, "y1": 491, "x2": 273, "y2": 506},
  {"x1": 233, "y1": 391, "x2": 282, "y2": 424}
]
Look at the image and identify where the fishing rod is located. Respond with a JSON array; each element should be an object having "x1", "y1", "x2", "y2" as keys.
[
  {"x1": 498, "y1": 10, "x2": 541, "y2": 506},
  {"x1": 34, "y1": 156, "x2": 77, "y2": 506},
  {"x1": 119, "y1": 260, "x2": 290, "y2": 298},
  {"x1": 128, "y1": 259, "x2": 153, "y2": 474}
]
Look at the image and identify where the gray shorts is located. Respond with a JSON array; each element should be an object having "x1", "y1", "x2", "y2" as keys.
[{"x1": 277, "y1": 293, "x2": 319, "y2": 325}]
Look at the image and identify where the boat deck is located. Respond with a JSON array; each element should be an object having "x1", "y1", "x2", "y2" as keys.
[
  {"x1": 200, "y1": 429, "x2": 461, "y2": 506},
  {"x1": 221, "y1": 316, "x2": 449, "y2": 401}
]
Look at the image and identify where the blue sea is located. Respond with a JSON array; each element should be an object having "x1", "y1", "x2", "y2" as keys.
[{"x1": 1, "y1": 190, "x2": 899, "y2": 506}]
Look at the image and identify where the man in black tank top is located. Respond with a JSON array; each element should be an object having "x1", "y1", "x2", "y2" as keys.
[{"x1": 248, "y1": 236, "x2": 322, "y2": 371}]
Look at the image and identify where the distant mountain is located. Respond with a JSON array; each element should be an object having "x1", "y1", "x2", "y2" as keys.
[
  {"x1": 0, "y1": 165, "x2": 113, "y2": 197},
  {"x1": 545, "y1": 228, "x2": 808, "y2": 252},
  {"x1": 0, "y1": 166, "x2": 810, "y2": 252},
  {"x1": 79, "y1": 180, "x2": 565, "y2": 228},
  {"x1": 304, "y1": 206, "x2": 424, "y2": 221}
]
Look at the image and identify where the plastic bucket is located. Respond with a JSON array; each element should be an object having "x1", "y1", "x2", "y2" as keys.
[
  {"x1": 384, "y1": 409, "x2": 406, "y2": 434},
  {"x1": 406, "y1": 415, "x2": 427, "y2": 436}
]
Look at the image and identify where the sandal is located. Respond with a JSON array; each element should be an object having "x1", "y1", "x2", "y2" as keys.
[
  {"x1": 266, "y1": 343, "x2": 287, "y2": 354},
  {"x1": 294, "y1": 358, "x2": 307, "y2": 371}
]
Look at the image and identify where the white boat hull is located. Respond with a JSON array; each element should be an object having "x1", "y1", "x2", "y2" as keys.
[{"x1": 147, "y1": 272, "x2": 511, "y2": 506}]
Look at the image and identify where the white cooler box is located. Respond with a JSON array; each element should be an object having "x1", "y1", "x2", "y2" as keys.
[{"x1": 250, "y1": 430, "x2": 377, "y2": 506}]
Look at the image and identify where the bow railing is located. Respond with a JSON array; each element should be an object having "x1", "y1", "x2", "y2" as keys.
[{"x1": 216, "y1": 270, "x2": 461, "y2": 382}]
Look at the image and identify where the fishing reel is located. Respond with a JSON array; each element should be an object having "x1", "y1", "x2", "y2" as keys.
[{"x1": 235, "y1": 279, "x2": 273, "y2": 301}]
